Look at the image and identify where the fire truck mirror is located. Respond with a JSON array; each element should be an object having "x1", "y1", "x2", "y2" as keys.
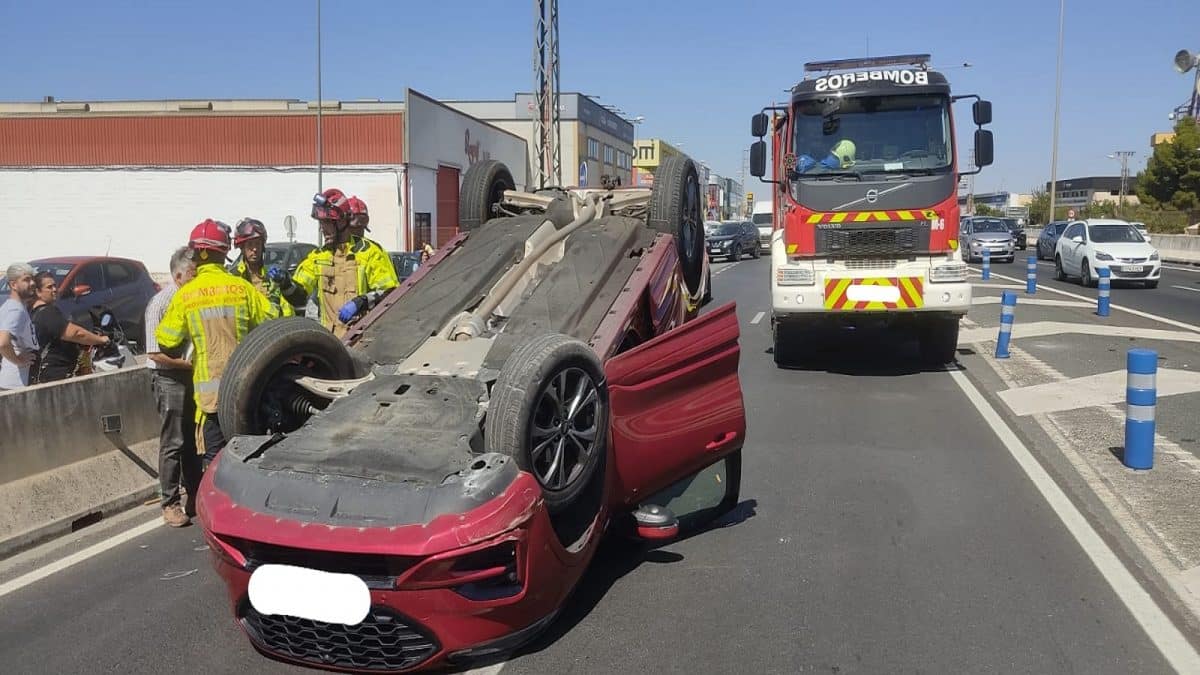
[
  {"x1": 750, "y1": 141, "x2": 767, "y2": 178},
  {"x1": 973, "y1": 100, "x2": 993, "y2": 126},
  {"x1": 751, "y1": 113, "x2": 769, "y2": 138},
  {"x1": 974, "y1": 129, "x2": 994, "y2": 167}
]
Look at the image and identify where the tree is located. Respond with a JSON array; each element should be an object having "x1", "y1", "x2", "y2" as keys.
[
  {"x1": 1137, "y1": 117, "x2": 1200, "y2": 211},
  {"x1": 1027, "y1": 189, "x2": 1050, "y2": 225},
  {"x1": 974, "y1": 204, "x2": 1001, "y2": 216}
]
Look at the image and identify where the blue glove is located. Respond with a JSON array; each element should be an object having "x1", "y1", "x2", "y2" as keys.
[
  {"x1": 819, "y1": 153, "x2": 842, "y2": 170},
  {"x1": 267, "y1": 265, "x2": 286, "y2": 283},
  {"x1": 337, "y1": 296, "x2": 365, "y2": 323}
]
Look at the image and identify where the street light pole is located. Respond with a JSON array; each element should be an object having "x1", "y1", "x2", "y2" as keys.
[
  {"x1": 316, "y1": 0, "x2": 323, "y2": 192},
  {"x1": 1047, "y1": 0, "x2": 1065, "y2": 225}
]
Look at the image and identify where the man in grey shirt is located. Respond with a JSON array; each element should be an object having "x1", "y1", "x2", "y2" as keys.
[
  {"x1": 0, "y1": 263, "x2": 38, "y2": 391},
  {"x1": 145, "y1": 248, "x2": 200, "y2": 527}
]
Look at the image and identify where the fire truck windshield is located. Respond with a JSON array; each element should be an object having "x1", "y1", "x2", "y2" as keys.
[{"x1": 791, "y1": 94, "x2": 952, "y2": 178}]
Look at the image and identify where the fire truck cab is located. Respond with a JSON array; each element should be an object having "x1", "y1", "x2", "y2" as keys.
[{"x1": 750, "y1": 53, "x2": 994, "y2": 366}]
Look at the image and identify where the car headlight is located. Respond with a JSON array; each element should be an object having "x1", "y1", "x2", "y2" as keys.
[
  {"x1": 1150, "y1": 251, "x2": 1160, "y2": 261},
  {"x1": 1094, "y1": 251, "x2": 1113, "y2": 261},
  {"x1": 930, "y1": 262, "x2": 969, "y2": 283},
  {"x1": 719, "y1": 240, "x2": 731, "y2": 248},
  {"x1": 971, "y1": 240, "x2": 982, "y2": 247},
  {"x1": 776, "y1": 267, "x2": 815, "y2": 286}
]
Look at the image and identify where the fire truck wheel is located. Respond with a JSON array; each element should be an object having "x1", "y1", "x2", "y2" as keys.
[
  {"x1": 919, "y1": 318, "x2": 960, "y2": 365},
  {"x1": 218, "y1": 317, "x2": 361, "y2": 439},
  {"x1": 772, "y1": 321, "x2": 802, "y2": 367},
  {"x1": 649, "y1": 156, "x2": 706, "y2": 298},
  {"x1": 486, "y1": 333, "x2": 609, "y2": 515},
  {"x1": 459, "y1": 160, "x2": 516, "y2": 232}
]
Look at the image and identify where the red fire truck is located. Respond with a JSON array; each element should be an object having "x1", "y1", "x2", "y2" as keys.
[{"x1": 750, "y1": 53, "x2": 993, "y2": 366}]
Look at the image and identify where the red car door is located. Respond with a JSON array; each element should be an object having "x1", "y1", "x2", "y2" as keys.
[{"x1": 604, "y1": 302, "x2": 746, "y2": 508}]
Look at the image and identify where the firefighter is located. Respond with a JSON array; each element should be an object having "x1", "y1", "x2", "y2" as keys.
[
  {"x1": 279, "y1": 188, "x2": 398, "y2": 337},
  {"x1": 156, "y1": 219, "x2": 277, "y2": 468},
  {"x1": 346, "y1": 196, "x2": 386, "y2": 256},
  {"x1": 795, "y1": 138, "x2": 857, "y2": 174},
  {"x1": 231, "y1": 218, "x2": 294, "y2": 317}
]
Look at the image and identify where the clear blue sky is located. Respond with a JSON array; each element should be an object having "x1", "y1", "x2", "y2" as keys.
[{"x1": 6, "y1": 0, "x2": 1199, "y2": 197}]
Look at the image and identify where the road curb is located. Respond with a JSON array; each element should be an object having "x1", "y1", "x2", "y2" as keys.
[{"x1": 0, "y1": 484, "x2": 158, "y2": 561}]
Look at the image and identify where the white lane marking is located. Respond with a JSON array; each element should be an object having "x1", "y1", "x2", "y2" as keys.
[
  {"x1": 983, "y1": 269, "x2": 1200, "y2": 333},
  {"x1": 948, "y1": 367, "x2": 1200, "y2": 672},
  {"x1": 997, "y1": 368, "x2": 1200, "y2": 416},
  {"x1": 959, "y1": 321, "x2": 1200, "y2": 346},
  {"x1": 971, "y1": 296, "x2": 1092, "y2": 309},
  {"x1": 712, "y1": 261, "x2": 742, "y2": 276},
  {"x1": 1171, "y1": 285, "x2": 1200, "y2": 294},
  {"x1": 464, "y1": 665, "x2": 506, "y2": 675},
  {"x1": 0, "y1": 518, "x2": 162, "y2": 599},
  {"x1": 750, "y1": 311, "x2": 765, "y2": 325},
  {"x1": 1163, "y1": 264, "x2": 1200, "y2": 274}
]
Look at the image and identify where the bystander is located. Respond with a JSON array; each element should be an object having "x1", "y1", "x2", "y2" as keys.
[{"x1": 0, "y1": 263, "x2": 38, "y2": 391}]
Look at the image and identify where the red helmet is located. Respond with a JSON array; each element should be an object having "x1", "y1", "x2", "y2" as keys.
[
  {"x1": 189, "y1": 219, "x2": 231, "y2": 253},
  {"x1": 347, "y1": 196, "x2": 369, "y2": 229},
  {"x1": 311, "y1": 188, "x2": 350, "y2": 224},
  {"x1": 233, "y1": 218, "x2": 267, "y2": 246}
]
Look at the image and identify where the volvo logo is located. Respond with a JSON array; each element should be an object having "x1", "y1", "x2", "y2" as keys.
[{"x1": 865, "y1": 189, "x2": 879, "y2": 204}]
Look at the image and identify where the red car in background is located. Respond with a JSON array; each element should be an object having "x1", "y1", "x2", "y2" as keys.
[{"x1": 197, "y1": 157, "x2": 745, "y2": 672}]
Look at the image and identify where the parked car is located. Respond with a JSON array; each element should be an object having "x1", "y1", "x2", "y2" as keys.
[
  {"x1": 388, "y1": 251, "x2": 422, "y2": 281},
  {"x1": 959, "y1": 217, "x2": 1015, "y2": 263},
  {"x1": 1053, "y1": 219, "x2": 1160, "y2": 288},
  {"x1": 198, "y1": 157, "x2": 741, "y2": 673},
  {"x1": 706, "y1": 220, "x2": 760, "y2": 261},
  {"x1": 1001, "y1": 217, "x2": 1027, "y2": 250},
  {"x1": 1036, "y1": 220, "x2": 1069, "y2": 260},
  {"x1": 23, "y1": 257, "x2": 160, "y2": 351}
]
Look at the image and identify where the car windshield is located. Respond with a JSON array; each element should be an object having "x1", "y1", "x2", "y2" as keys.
[
  {"x1": 752, "y1": 213, "x2": 772, "y2": 226},
  {"x1": 263, "y1": 246, "x2": 291, "y2": 267},
  {"x1": 712, "y1": 224, "x2": 741, "y2": 236},
  {"x1": 972, "y1": 219, "x2": 1008, "y2": 233},
  {"x1": 792, "y1": 93, "x2": 951, "y2": 177},
  {"x1": 1089, "y1": 224, "x2": 1145, "y2": 243},
  {"x1": 32, "y1": 262, "x2": 77, "y2": 284}
]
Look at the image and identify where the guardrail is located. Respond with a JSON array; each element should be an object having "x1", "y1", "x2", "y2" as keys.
[
  {"x1": 0, "y1": 366, "x2": 161, "y2": 556},
  {"x1": 1022, "y1": 229, "x2": 1200, "y2": 264}
]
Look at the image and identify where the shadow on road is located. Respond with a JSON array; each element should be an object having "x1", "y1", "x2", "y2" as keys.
[{"x1": 512, "y1": 498, "x2": 758, "y2": 660}]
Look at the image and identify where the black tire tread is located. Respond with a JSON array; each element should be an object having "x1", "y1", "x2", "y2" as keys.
[
  {"x1": 459, "y1": 160, "x2": 515, "y2": 232},
  {"x1": 648, "y1": 156, "x2": 705, "y2": 296}
]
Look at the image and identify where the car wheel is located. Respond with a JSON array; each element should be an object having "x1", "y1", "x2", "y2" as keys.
[
  {"x1": 217, "y1": 317, "x2": 362, "y2": 439},
  {"x1": 649, "y1": 156, "x2": 706, "y2": 298},
  {"x1": 1081, "y1": 259, "x2": 1094, "y2": 287},
  {"x1": 729, "y1": 246, "x2": 740, "y2": 263},
  {"x1": 1054, "y1": 255, "x2": 1067, "y2": 281},
  {"x1": 919, "y1": 317, "x2": 960, "y2": 365},
  {"x1": 752, "y1": 244, "x2": 761, "y2": 259},
  {"x1": 458, "y1": 160, "x2": 515, "y2": 232},
  {"x1": 486, "y1": 333, "x2": 609, "y2": 515}
]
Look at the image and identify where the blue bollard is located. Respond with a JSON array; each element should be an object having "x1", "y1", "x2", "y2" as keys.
[
  {"x1": 1124, "y1": 348, "x2": 1157, "y2": 470},
  {"x1": 1026, "y1": 255, "x2": 1037, "y2": 294},
  {"x1": 1097, "y1": 267, "x2": 1111, "y2": 317},
  {"x1": 995, "y1": 290, "x2": 1017, "y2": 359},
  {"x1": 981, "y1": 248, "x2": 991, "y2": 281}
]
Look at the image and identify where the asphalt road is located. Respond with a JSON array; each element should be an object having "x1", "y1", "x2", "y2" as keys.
[
  {"x1": 0, "y1": 255, "x2": 1181, "y2": 674},
  {"x1": 988, "y1": 254, "x2": 1200, "y2": 326}
]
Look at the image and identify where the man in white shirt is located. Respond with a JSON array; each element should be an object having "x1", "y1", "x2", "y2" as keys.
[{"x1": 0, "y1": 263, "x2": 38, "y2": 391}]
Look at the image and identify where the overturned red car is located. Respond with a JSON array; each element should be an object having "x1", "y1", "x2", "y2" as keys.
[{"x1": 197, "y1": 156, "x2": 747, "y2": 672}]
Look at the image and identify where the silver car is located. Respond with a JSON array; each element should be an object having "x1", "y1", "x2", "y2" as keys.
[{"x1": 960, "y1": 216, "x2": 1015, "y2": 263}]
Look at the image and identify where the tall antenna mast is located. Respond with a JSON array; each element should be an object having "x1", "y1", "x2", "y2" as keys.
[{"x1": 533, "y1": 0, "x2": 561, "y2": 188}]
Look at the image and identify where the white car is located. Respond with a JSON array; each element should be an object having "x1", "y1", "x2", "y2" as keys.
[
  {"x1": 1128, "y1": 221, "x2": 1151, "y2": 243},
  {"x1": 1053, "y1": 219, "x2": 1161, "y2": 288}
]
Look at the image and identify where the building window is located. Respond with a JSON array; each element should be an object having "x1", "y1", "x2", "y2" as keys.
[
  {"x1": 616, "y1": 150, "x2": 630, "y2": 169},
  {"x1": 587, "y1": 138, "x2": 601, "y2": 160},
  {"x1": 604, "y1": 145, "x2": 615, "y2": 165}
]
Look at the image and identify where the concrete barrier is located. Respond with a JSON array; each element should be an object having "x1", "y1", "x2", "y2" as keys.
[{"x1": 0, "y1": 366, "x2": 162, "y2": 557}]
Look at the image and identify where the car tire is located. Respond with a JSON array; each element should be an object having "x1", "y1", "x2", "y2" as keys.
[
  {"x1": 217, "y1": 317, "x2": 361, "y2": 439},
  {"x1": 1054, "y1": 255, "x2": 1067, "y2": 281},
  {"x1": 1081, "y1": 259, "x2": 1094, "y2": 287},
  {"x1": 649, "y1": 156, "x2": 706, "y2": 298},
  {"x1": 729, "y1": 246, "x2": 740, "y2": 263},
  {"x1": 919, "y1": 317, "x2": 960, "y2": 365},
  {"x1": 458, "y1": 160, "x2": 516, "y2": 232},
  {"x1": 486, "y1": 333, "x2": 609, "y2": 515},
  {"x1": 752, "y1": 245, "x2": 761, "y2": 259}
]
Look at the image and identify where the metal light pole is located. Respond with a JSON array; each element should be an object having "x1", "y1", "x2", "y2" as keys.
[
  {"x1": 1174, "y1": 48, "x2": 1200, "y2": 120},
  {"x1": 1047, "y1": 0, "x2": 1065, "y2": 224},
  {"x1": 316, "y1": 0, "x2": 323, "y2": 191},
  {"x1": 1108, "y1": 151, "x2": 1134, "y2": 211}
]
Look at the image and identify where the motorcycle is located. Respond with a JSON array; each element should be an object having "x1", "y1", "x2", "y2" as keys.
[{"x1": 78, "y1": 307, "x2": 137, "y2": 374}]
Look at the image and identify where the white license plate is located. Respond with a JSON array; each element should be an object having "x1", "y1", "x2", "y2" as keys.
[
  {"x1": 845, "y1": 284, "x2": 901, "y2": 303},
  {"x1": 1122, "y1": 265, "x2": 1144, "y2": 273},
  {"x1": 248, "y1": 564, "x2": 371, "y2": 625}
]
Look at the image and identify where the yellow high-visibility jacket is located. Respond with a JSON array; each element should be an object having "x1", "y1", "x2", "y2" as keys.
[
  {"x1": 291, "y1": 236, "x2": 398, "y2": 330},
  {"x1": 232, "y1": 259, "x2": 295, "y2": 317},
  {"x1": 156, "y1": 263, "x2": 277, "y2": 416}
]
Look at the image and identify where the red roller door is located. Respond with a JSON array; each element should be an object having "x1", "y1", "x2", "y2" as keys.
[{"x1": 435, "y1": 165, "x2": 460, "y2": 247}]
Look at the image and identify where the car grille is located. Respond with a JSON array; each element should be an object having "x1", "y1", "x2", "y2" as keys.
[
  {"x1": 241, "y1": 603, "x2": 440, "y2": 672},
  {"x1": 1117, "y1": 257, "x2": 1147, "y2": 264},
  {"x1": 759, "y1": 233, "x2": 771, "y2": 246},
  {"x1": 843, "y1": 258, "x2": 897, "y2": 270},
  {"x1": 229, "y1": 537, "x2": 415, "y2": 590},
  {"x1": 825, "y1": 227, "x2": 917, "y2": 257}
]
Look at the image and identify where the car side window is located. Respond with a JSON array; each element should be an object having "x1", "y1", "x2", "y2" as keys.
[
  {"x1": 75, "y1": 263, "x2": 105, "y2": 290},
  {"x1": 103, "y1": 262, "x2": 135, "y2": 288},
  {"x1": 1064, "y1": 223, "x2": 1081, "y2": 240}
]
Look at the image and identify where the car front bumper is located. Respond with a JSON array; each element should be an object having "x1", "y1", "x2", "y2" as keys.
[
  {"x1": 772, "y1": 275, "x2": 971, "y2": 318},
  {"x1": 1088, "y1": 259, "x2": 1162, "y2": 282}
]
